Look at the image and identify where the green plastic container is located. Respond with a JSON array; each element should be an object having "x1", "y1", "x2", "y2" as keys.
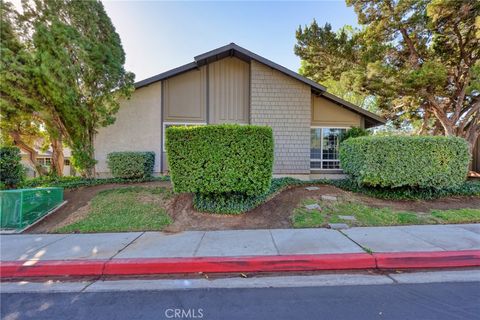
[{"x1": 0, "y1": 187, "x2": 64, "y2": 230}]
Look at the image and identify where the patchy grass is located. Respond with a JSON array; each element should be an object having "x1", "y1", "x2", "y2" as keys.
[
  {"x1": 292, "y1": 208, "x2": 326, "y2": 228},
  {"x1": 431, "y1": 208, "x2": 480, "y2": 223},
  {"x1": 56, "y1": 186, "x2": 173, "y2": 233},
  {"x1": 292, "y1": 198, "x2": 480, "y2": 228}
]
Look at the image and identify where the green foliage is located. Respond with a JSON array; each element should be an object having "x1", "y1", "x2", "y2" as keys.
[
  {"x1": 292, "y1": 199, "x2": 480, "y2": 228},
  {"x1": 295, "y1": 1, "x2": 480, "y2": 147},
  {"x1": 166, "y1": 124, "x2": 274, "y2": 196},
  {"x1": 0, "y1": 146, "x2": 24, "y2": 189},
  {"x1": 56, "y1": 186, "x2": 172, "y2": 233},
  {"x1": 333, "y1": 179, "x2": 480, "y2": 200},
  {"x1": 431, "y1": 208, "x2": 480, "y2": 224},
  {"x1": 340, "y1": 127, "x2": 370, "y2": 142},
  {"x1": 194, "y1": 176, "x2": 480, "y2": 214},
  {"x1": 20, "y1": 175, "x2": 169, "y2": 190},
  {"x1": 193, "y1": 177, "x2": 300, "y2": 214},
  {"x1": 0, "y1": 1, "x2": 135, "y2": 177},
  {"x1": 107, "y1": 152, "x2": 155, "y2": 179},
  {"x1": 339, "y1": 136, "x2": 470, "y2": 189}
]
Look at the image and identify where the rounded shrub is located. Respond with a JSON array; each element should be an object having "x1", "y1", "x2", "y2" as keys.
[
  {"x1": 166, "y1": 124, "x2": 274, "y2": 196},
  {"x1": 340, "y1": 127, "x2": 370, "y2": 142},
  {"x1": 0, "y1": 146, "x2": 24, "y2": 189},
  {"x1": 107, "y1": 151, "x2": 155, "y2": 179},
  {"x1": 339, "y1": 136, "x2": 470, "y2": 189}
]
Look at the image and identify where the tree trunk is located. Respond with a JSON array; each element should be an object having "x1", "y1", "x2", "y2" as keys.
[
  {"x1": 9, "y1": 130, "x2": 47, "y2": 176},
  {"x1": 50, "y1": 138, "x2": 64, "y2": 177},
  {"x1": 85, "y1": 131, "x2": 96, "y2": 178}
]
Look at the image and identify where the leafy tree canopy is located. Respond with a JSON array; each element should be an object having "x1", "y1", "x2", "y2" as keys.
[
  {"x1": 0, "y1": 0, "x2": 134, "y2": 176},
  {"x1": 295, "y1": 0, "x2": 480, "y2": 150}
]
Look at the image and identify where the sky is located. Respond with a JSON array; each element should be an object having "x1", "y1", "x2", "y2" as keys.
[{"x1": 100, "y1": 1, "x2": 359, "y2": 81}]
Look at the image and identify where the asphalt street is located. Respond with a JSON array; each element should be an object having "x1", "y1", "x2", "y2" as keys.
[{"x1": 1, "y1": 281, "x2": 479, "y2": 320}]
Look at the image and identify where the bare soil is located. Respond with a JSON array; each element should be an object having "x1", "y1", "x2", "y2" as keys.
[{"x1": 26, "y1": 182, "x2": 480, "y2": 233}]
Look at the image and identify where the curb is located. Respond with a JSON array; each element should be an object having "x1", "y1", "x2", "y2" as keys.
[
  {"x1": 1, "y1": 250, "x2": 479, "y2": 279},
  {"x1": 374, "y1": 250, "x2": 480, "y2": 269}
]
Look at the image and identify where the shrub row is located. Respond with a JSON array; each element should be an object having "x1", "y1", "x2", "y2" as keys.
[
  {"x1": 20, "y1": 175, "x2": 169, "y2": 190},
  {"x1": 0, "y1": 146, "x2": 24, "y2": 189},
  {"x1": 339, "y1": 136, "x2": 470, "y2": 189},
  {"x1": 107, "y1": 151, "x2": 155, "y2": 179},
  {"x1": 166, "y1": 124, "x2": 274, "y2": 195}
]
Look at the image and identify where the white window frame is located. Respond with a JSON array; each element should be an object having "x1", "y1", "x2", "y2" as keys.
[
  {"x1": 310, "y1": 126, "x2": 350, "y2": 171},
  {"x1": 162, "y1": 122, "x2": 207, "y2": 152}
]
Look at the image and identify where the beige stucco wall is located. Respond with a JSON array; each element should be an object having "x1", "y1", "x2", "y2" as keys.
[
  {"x1": 250, "y1": 61, "x2": 311, "y2": 174},
  {"x1": 164, "y1": 67, "x2": 207, "y2": 122},
  {"x1": 209, "y1": 57, "x2": 249, "y2": 124},
  {"x1": 94, "y1": 81, "x2": 162, "y2": 176},
  {"x1": 311, "y1": 95, "x2": 362, "y2": 127}
]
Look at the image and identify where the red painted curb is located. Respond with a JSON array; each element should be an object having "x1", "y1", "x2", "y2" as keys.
[
  {"x1": 0, "y1": 260, "x2": 106, "y2": 278},
  {"x1": 1, "y1": 250, "x2": 479, "y2": 279},
  {"x1": 104, "y1": 253, "x2": 375, "y2": 275},
  {"x1": 373, "y1": 250, "x2": 480, "y2": 269}
]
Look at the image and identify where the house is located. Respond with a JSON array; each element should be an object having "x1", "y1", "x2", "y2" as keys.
[
  {"x1": 20, "y1": 146, "x2": 74, "y2": 177},
  {"x1": 94, "y1": 43, "x2": 386, "y2": 179}
]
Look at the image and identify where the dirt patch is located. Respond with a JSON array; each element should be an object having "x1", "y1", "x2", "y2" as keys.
[
  {"x1": 27, "y1": 182, "x2": 480, "y2": 233},
  {"x1": 355, "y1": 194, "x2": 480, "y2": 213},
  {"x1": 25, "y1": 181, "x2": 171, "y2": 233}
]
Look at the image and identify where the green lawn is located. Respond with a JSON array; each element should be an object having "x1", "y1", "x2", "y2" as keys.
[
  {"x1": 56, "y1": 186, "x2": 172, "y2": 233},
  {"x1": 292, "y1": 199, "x2": 480, "y2": 228}
]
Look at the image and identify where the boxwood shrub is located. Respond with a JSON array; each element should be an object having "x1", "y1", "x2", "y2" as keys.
[
  {"x1": 0, "y1": 146, "x2": 24, "y2": 189},
  {"x1": 166, "y1": 124, "x2": 274, "y2": 195},
  {"x1": 339, "y1": 136, "x2": 470, "y2": 189},
  {"x1": 107, "y1": 151, "x2": 155, "y2": 179}
]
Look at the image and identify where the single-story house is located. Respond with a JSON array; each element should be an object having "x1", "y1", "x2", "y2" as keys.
[{"x1": 94, "y1": 43, "x2": 386, "y2": 179}]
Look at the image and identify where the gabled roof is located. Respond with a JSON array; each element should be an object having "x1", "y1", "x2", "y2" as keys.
[
  {"x1": 134, "y1": 43, "x2": 385, "y2": 126},
  {"x1": 135, "y1": 43, "x2": 325, "y2": 92}
]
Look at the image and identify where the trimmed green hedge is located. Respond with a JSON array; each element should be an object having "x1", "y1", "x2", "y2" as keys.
[
  {"x1": 339, "y1": 136, "x2": 470, "y2": 189},
  {"x1": 0, "y1": 146, "x2": 24, "y2": 189},
  {"x1": 107, "y1": 152, "x2": 155, "y2": 179},
  {"x1": 166, "y1": 124, "x2": 274, "y2": 195}
]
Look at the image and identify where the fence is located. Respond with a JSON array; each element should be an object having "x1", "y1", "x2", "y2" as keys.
[{"x1": 0, "y1": 187, "x2": 64, "y2": 230}]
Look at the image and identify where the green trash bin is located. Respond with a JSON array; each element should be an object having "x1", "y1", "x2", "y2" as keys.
[{"x1": 0, "y1": 187, "x2": 64, "y2": 230}]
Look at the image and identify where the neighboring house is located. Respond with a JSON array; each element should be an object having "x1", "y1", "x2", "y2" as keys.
[
  {"x1": 94, "y1": 43, "x2": 386, "y2": 179},
  {"x1": 20, "y1": 147, "x2": 74, "y2": 177}
]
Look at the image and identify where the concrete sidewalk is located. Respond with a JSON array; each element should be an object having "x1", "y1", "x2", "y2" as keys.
[
  {"x1": 1, "y1": 224, "x2": 479, "y2": 278},
  {"x1": 2, "y1": 224, "x2": 480, "y2": 261}
]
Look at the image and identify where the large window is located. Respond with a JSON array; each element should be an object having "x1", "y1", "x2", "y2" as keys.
[
  {"x1": 310, "y1": 128, "x2": 347, "y2": 170},
  {"x1": 163, "y1": 122, "x2": 206, "y2": 151}
]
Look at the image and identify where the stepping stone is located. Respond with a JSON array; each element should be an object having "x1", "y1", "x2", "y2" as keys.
[
  {"x1": 328, "y1": 223, "x2": 349, "y2": 230},
  {"x1": 322, "y1": 195, "x2": 338, "y2": 201},
  {"x1": 338, "y1": 215, "x2": 357, "y2": 221},
  {"x1": 305, "y1": 203, "x2": 321, "y2": 210},
  {"x1": 305, "y1": 186, "x2": 320, "y2": 191}
]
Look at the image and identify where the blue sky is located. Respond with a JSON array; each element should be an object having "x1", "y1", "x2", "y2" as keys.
[{"x1": 101, "y1": 1, "x2": 358, "y2": 81}]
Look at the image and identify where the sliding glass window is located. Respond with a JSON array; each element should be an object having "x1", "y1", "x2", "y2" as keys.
[{"x1": 310, "y1": 128, "x2": 347, "y2": 170}]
